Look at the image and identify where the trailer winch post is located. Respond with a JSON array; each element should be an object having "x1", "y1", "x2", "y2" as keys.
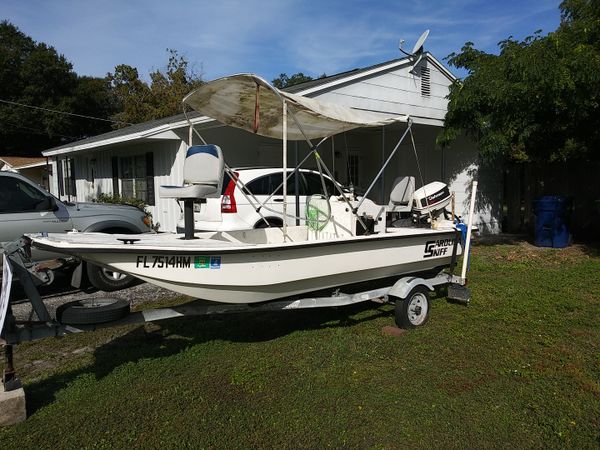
[
  {"x1": 447, "y1": 180, "x2": 478, "y2": 304},
  {"x1": 2, "y1": 342, "x2": 21, "y2": 392},
  {"x1": 460, "y1": 180, "x2": 478, "y2": 282}
]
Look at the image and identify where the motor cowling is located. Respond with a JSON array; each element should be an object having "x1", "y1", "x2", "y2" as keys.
[{"x1": 411, "y1": 181, "x2": 451, "y2": 221}]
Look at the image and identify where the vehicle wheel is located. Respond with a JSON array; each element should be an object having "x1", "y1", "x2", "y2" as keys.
[
  {"x1": 255, "y1": 218, "x2": 283, "y2": 228},
  {"x1": 394, "y1": 286, "x2": 430, "y2": 329},
  {"x1": 86, "y1": 263, "x2": 136, "y2": 292},
  {"x1": 56, "y1": 298, "x2": 130, "y2": 325}
]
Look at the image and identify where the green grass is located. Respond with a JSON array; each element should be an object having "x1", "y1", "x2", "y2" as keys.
[{"x1": 1, "y1": 242, "x2": 599, "y2": 448}]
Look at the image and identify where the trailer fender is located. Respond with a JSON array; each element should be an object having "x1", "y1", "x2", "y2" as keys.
[{"x1": 388, "y1": 276, "x2": 435, "y2": 300}]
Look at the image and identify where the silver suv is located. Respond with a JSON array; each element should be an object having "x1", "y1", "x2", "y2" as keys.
[{"x1": 0, "y1": 171, "x2": 152, "y2": 291}]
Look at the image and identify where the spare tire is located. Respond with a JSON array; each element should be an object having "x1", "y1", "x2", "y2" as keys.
[{"x1": 56, "y1": 298, "x2": 130, "y2": 325}]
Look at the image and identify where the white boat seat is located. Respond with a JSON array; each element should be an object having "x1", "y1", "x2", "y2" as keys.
[
  {"x1": 159, "y1": 183, "x2": 218, "y2": 199},
  {"x1": 159, "y1": 144, "x2": 225, "y2": 239},
  {"x1": 159, "y1": 144, "x2": 224, "y2": 200},
  {"x1": 388, "y1": 176, "x2": 415, "y2": 213}
]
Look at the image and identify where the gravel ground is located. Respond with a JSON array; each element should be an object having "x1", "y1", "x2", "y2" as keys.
[{"x1": 9, "y1": 278, "x2": 181, "y2": 321}]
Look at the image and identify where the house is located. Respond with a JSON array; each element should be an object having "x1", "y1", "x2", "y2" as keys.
[
  {"x1": 42, "y1": 53, "x2": 501, "y2": 233},
  {"x1": 0, "y1": 156, "x2": 49, "y2": 189}
]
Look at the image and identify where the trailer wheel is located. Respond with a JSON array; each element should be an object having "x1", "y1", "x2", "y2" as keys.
[
  {"x1": 394, "y1": 286, "x2": 430, "y2": 329},
  {"x1": 56, "y1": 298, "x2": 130, "y2": 325}
]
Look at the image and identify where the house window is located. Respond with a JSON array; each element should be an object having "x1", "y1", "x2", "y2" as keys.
[
  {"x1": 121, "y1": 155, "x2": 148, "y2": 201},
  {"x1": 112, "y1": 153, "x2": 155, "y2": 205}
]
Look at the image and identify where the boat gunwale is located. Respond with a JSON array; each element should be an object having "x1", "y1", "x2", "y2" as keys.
[{"x1": 30, "y1": 228, "x2": 460, "y2": 255}]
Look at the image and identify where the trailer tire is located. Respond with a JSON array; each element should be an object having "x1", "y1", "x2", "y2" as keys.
[
  {"x1": 394, "y1": 286, "x2": 430, "y2": 329},
  {"x1": 56, "y1": 298, "x2": 130, "y2": 325}
]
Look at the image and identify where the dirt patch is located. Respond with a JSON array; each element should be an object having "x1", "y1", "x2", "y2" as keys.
[{"x1": 477, "y1": 241, "x2": 593, "y2": 266}]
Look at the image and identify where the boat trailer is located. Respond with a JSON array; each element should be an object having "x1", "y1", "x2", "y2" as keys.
[{"x1": 0, "y1": 232, "x2": 472, "y2": 396}]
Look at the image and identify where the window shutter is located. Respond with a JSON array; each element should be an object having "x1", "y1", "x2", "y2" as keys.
[
  {"x1": 146, "y1": 152, "x2": 155, "y2": 206},
  {"x1": 57, "y1": 159, "x2": 64, "y2": 196},
  {"x1": 68, "y1": 159, "x2": 77, "y2": 197},
  {"x1": 111, "y1": 156, "x2": 119, "y2": 195}
]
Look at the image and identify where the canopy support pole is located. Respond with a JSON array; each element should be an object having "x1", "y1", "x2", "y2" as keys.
[
  {"x1": 282, "y1": 100, "x2": 288, "y2": 240},
  {"x1": 355, "y1": 119, "x2": 413, "y2": 212}
]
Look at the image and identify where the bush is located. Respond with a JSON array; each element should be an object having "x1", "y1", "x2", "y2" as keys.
[{"x1": 93, "y1": 193, "x2": 150, "y2": 215}]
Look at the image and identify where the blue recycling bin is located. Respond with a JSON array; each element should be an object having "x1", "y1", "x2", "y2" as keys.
[{"x1": 533, "y1": 196, "x2": 571, "y2": 248}]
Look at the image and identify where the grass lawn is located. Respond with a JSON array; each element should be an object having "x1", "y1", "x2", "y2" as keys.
[{"x1": 1, "y1": 241, "x2": 599, "y2": 448}]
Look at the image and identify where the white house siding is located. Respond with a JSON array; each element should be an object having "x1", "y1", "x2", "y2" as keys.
[
  {"x1": 307, "y1": 59, "x2": 500, "y2": 232},
  {"x1": 152, "y1": 136, "x2": 187, "y2": 232},
  {"x1": 43, "y1": 54, "x2": 501, "y2": 233},
  {"x1": 310, "y1": 60, "x2": 448, "y2": 123}
]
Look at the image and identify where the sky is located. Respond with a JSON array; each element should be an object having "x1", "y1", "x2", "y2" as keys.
[{"x1": 3, "y1": 0, "x2": 562, "y2": 82}]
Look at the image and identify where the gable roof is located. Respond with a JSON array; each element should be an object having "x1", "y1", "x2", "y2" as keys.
[
  {"x1": 286, "y1": 52, "x2": 455, "y2": 96},
  {"x1": 43, "y1": 111, "x2": 209, "y2": 156},
  {"x1": 43, "y1": 53, "x2": 455, "y2": 157}
]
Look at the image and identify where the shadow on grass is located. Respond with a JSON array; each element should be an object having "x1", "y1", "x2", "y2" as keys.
[{"x1": 23, "y1": 300, "x2": 392, "y2": 415}]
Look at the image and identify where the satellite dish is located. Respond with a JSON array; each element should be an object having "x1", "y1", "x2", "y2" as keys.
[
  {"x1": 399, "y1": 29, "x2": 430, "y2": 57},
  {"x1": 411, "y1": 29, "x2": 429, "y2": 55}
]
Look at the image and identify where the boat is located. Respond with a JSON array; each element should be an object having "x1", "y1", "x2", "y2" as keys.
[{"x1": 29, "y1": 74, "x2": 471, "y2": 304}]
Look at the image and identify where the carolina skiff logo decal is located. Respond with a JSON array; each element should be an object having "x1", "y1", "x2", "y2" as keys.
[
  {"x1": 423, "y1": 239, "x2": 454, "y2": 258},
  {"x1": 136, "y1": 255, "x2": 191, "y2": 268}
]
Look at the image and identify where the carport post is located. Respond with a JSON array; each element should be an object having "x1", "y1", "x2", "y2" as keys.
[
  {"x1": 295, "y1": 141, "x2": 300, "y2": 225},
  {"x1": 381, "y1": 126, "x2": 385, "y2": 204}
]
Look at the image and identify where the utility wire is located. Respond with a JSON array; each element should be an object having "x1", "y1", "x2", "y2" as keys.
[
  {"x1": 2, "y1": 119, "x2": 78, "y2": 139},
  {"x1": 0, "y1": 98, "x2": 133, "y2": 126}
]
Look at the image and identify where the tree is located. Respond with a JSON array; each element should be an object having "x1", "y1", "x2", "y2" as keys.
[
  {"x1": 272, "y1": 72, "x2": 317, "y2": 89},
  {"x1": 107, "y1": 49, "x2": 203, "y2": 127},
  {"x1": 0, "y1": 21, "x2": 115, "y2": 153},
  {"x1": 439, "y1": 0, "x2": 600, "y2": 163},
  {"x1": 107, "y1": 64, "x2": 153, "y2": 126}
]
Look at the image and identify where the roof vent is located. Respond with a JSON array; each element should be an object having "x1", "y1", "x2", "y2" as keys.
[{"x1": 420, "y1": 66, "x2": 431, "y2": 97}]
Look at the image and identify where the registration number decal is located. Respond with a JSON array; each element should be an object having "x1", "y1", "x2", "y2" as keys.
[{"x1": 134, "y1": 255, "x2": 222, "y2": 269}]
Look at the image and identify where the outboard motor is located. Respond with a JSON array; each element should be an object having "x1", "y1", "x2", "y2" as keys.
[{"x1": 411, "y1": 181, "x2": 452, "y2": 223}]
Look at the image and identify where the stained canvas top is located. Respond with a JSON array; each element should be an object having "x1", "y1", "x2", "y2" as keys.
[{"x1": 182, "y1": 74, "x2": 407, "y2": 140}]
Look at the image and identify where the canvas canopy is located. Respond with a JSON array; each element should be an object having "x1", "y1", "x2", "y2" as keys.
[{"x1": 182, "y1": 74, "x2": 407, "y2": 141}]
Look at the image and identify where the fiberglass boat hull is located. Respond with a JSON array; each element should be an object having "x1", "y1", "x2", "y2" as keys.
[{"x1": 32, "y1": 228, "x2": 461, "y2": 303}]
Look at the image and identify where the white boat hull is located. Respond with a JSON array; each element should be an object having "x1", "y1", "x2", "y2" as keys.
[{"x1": 32, "y1": 227, "x2": 461, "y2": 303}]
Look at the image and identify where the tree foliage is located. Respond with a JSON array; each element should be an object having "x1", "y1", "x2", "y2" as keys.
[
  {"x1": 440, "y1": 0, "x2": 600, "y2": 163},
  {"x1": 0, "y1": 21, "x2": 115, "y2": 154},
  {"x1": 272, "y1": 72, "x2": 317, "y2": 89},
  {"x1": 107, "y1": 49, "x2": 203, "y2": 127}
]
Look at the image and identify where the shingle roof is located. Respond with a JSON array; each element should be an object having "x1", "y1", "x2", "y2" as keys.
[
  {"x1": 45, "y1": 111, "x2": 201, "y2": 154},
  {"x1": 283, "y1": 57, "x2": 409, "y2": 94}
]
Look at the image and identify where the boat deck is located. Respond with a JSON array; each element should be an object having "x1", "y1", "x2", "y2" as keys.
[{"x1": 29, "y1": 224, "x2": 457, "y2": 254}]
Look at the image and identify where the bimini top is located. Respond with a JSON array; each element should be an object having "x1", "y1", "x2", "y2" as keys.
[{"x1": 182, "y1": 73, "x2": 408, "y2": 141}]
